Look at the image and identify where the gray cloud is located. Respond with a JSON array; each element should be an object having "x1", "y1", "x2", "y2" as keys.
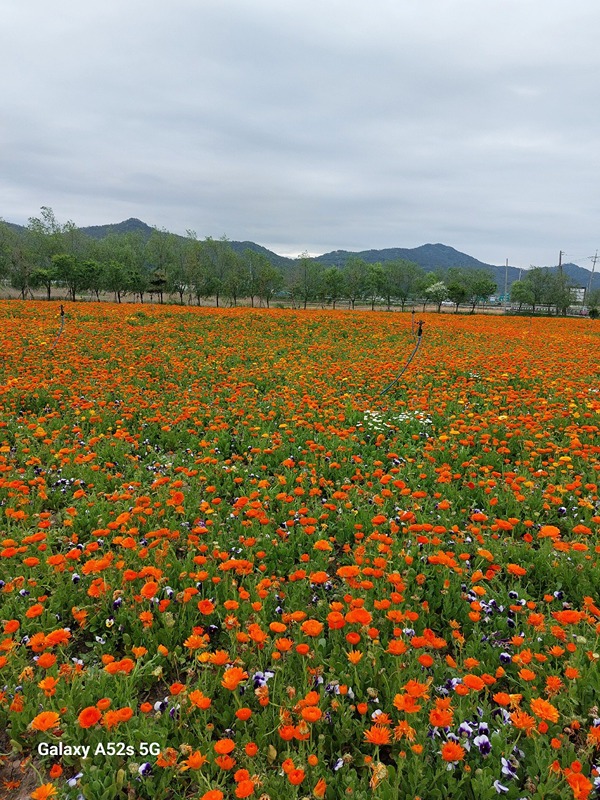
[{"x1": 2, "y1": 0, "x2": 600, "y2": 267}]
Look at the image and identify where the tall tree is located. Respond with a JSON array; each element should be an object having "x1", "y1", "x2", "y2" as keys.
[
  {"x1": 343, "y1": 257, "x2": 368, "y2": 309},
  {"x1": 322, "y1": 267, "x2": 345, "y2": 309},
  {"x1": 200, "y1": 236, "x2": 235, "y2": 307},
  {"x1": 366, "y1": 262, "x2": 386, "y2": 311},
  {"x1": 384, "y1": 259, "x2": 423, "y2": 311},
  {"x1": 425, "y1": 280, "x2": 449, "y2": 312},
  {"x1": 291, "y1": 253, "x2": 323, "y2": 310}
]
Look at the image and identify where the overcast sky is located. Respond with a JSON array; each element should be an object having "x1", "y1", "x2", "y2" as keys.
[{"x1": 3, "y1": 0, "x2": 600, "y2": 268}]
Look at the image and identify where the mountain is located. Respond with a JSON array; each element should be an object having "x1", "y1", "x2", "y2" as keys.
[
  {"x1": 80, "y1": 218, "x2": 155, "y2": 239},
  {"x1": 3, "y1": 215, "x2": 599, "y2": 290}
]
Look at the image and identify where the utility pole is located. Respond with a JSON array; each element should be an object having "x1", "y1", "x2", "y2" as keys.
[
  {"x1": 586, "y1": 250, "x2": 598, "y2": 302},
  {"x1": 504, "y1": 258, "x2": 509, "y2": 312},
  {"x1": 558, "y1": 250, "x2": 564, "y2": 276}
]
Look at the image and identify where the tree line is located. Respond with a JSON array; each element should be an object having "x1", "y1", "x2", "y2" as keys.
[{"x1": 1, "y1": 208, "x2": 598, "y2": 314}]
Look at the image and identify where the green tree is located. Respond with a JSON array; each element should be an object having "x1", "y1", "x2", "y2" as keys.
[
  {"x1": 466, "y1": 269, "x2": 497, "y2": 313},
  {"x1": 322, "y1": 267, "x2": 345, "y2": 309},
  {"x1": 103, "y1": 260, "x2": 126, "y2": 303},
  {"x1": 26, "y1": 207, "x2": 66, "y2": 299},
  {"x1": 366, "y1": 262, "x2": 386, "y2": 311},
  {"x1": 446, "y1": 268, "x2": 470, "y2": 312},
  {"x1": 254, "y1": 259, "x2": 283, "y2": 308},
  {"x1": 587, "y1": 288, "x2": 600, "y2": 318},
  {"x1": 200, "y1": 236, "x2": 235, "y2": 307},
  {"x1": 509, "y1": 280, "x2": 534, "y2": 311},
  {"x1": 416, "y1": 272, "x2": 442, "y2": 311},
  {"x1": 546, "y1": 272, "x2": 572, "y2": 316},
  {"x1": 52, "y1": 253, "x2": 89, "y2": 301},
  {"x1": 223, "y1": 249, "x2": 247, "y2": 306},
  {"x1": 521, "y1": 267, "x2": 551, "y2": 314},
  {"x1": 291, "y1": 253, "x2": 323, "y2": 309},
  {"x1": 384, "y1": 259, "x2": 423, "y2": 311},
  {"x1": 343, "y1": 257, "x2": 368, "y2": 309},
  {"x1": 425, "y1": 280, "x2": 449, "y2": 312}
]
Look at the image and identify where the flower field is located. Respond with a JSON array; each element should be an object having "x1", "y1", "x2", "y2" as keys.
[{"x1": 1, "y1": 301, "x2": 600, "y2": 800}]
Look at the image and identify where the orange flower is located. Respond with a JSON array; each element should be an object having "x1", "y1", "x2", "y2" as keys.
[
  {"x1": 530, "y1": 698, "x2": 559, "y2": 723},
  {"x1": 37, "y1": 677, "x2": 58, "y2": 697},
  {"x1": 429, "y1": 707, "x2": 453, "y2": 727},
  {"x1": 197, "y1": 599, "x2": 216, "y2": 615},
  {"x1": 364, "y1": 725, "x2": 391, "y2": 745},
  {"x1": 301, "y1": 706, "x2": 323, "y2": 723},
  {"x1": 403, "y1": 680, "x2": 430, "y2": 698},
  {"x1": 462, "y1": 674, "x2": 485, "y2": 691},
  {"x1": 31, "y1": 785, "x2": 58, "y2": 800},
  {"x1": 78, "y1": 706, "x2": 102, "y2": 728},
  {"x1": 300, "y1": 619, "x2": 324, "y2": 637},
  {"x1": 440, "y1": 742, "x2": 465, "y2": 762},
  {"x1": 327, "y1": 611, "x2": 346, "y2": 629},
  {"x1": 200, "y1": 791, "x2": 224, "y2": 800},
  {"x1": 235, "y1": 778, "x2": 255, "y2": 798},
  {"x1": 180, "y1": 750, "x2": 207, "y2": 770},
  {"x1": 287, "y1": 768, "x2": 306, "y2": 785},
  {"x1": 393, "y1": 694, "x2": 422, "y2": 714},
  {"x1": 221, "y1": 667, "x2": 248, "y2": 691},
  {"x1": 565, "y1": 771, "x2": 593, "y2": 800},
  {"x1": 156, "y1": 747, "x2": 178, "y2": 768},
  {"x1": 214, "y1": 738, "x2": 236, "y2": 755},
  {"x1": 36, "y1": 653, "x2": 57, "y2": 669},
  {"x1": 189, "y1": 690, "x2": 212, "y2": 709},
  {"x1": 518, "y1": 668, "x2": 537, "y2": 682},
  {"x1": 510, "y1": 710, "x2": 536, "y2": 735},
  {"x1": 30, "y1": 711, "x2": 61, "y2": 731}
]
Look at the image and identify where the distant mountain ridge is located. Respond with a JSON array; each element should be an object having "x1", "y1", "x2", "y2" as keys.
[{"x1": 4, "y1": 216, "x2": 599, "y2": 290}]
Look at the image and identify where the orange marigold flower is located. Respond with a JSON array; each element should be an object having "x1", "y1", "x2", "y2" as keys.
[
  {"x1": 301, "y1": 706, "x2": 323, "y2": 723},
  {"x1": 36, "y1": 653, "x2": 57, "y2": 669},
  {"x1": 429, "y1": 708, "x2": 453, "y2": 727},
  {"x1": 78, "y1": 706, "x2": 102, "y2": 728},
  {"x1": 31, "y1": 784, "x2": 58, "y2": 800},
  {"x1": 30, "y1": 711, "x2": 61, "y2": 731},
  {"x1": 462, "y1": 674, "x2": 485, "y2": 691},
  {"x1": 197, "y1": 599, "x2": 216, "y2": 615},
  {"x1": 440, "y1": 742, "x2": 465, "y2": 762},
  {"x1": 393, "y1": 694, "x2": 422, "y2": 714},
  {"x1": 200, "y1": 790, "x2": 224, "y2": 800},
  {"x1": 26, "y1": 603, "x2": 45, "y2": 619},
  {"x1": 404, "y1": 680, "x2": 430, "y2": 698},
  {"x1": 326, "y1": 611, "x2": 346, "y2": 629},
  {"x1": 180, "y1": 750, "x2": 208, "y2": 770},
  {"x1": 37, "y1": 677, "x2": 58, "y2": 697},
  {"x1": 364, "y1": 724, "x2": 391, "y2": 745},
  {"x1": 300, "y1": 619, "x2": 324, "y2": 637},
  {"x1": 530, "y1": 698, "x2": 559, "y2": 723},
  {"x1": 189, "y1": 690, "x2": 212, "y2": 710},
  {"x1": 235, "y1": 778, "x2": 255, "y2": 798},
  {"x1": 214, "y1": 738, "x2": 236, "y2": 755},
  {"x1": 518, "y1": 668, "x2": 537, "y2": 682},
  {"x1": 287, "y1": 768, "x2": 306, "y2": 785},
  {"x1": 221, "y1": 667, "x2": 248, "y2": 691},
  {"x1": 510, "y1": 709, "x2": 536, "y2": 735},
  {"x1": 565, "y1": 771, "x2": 593, "y2": 800}
]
